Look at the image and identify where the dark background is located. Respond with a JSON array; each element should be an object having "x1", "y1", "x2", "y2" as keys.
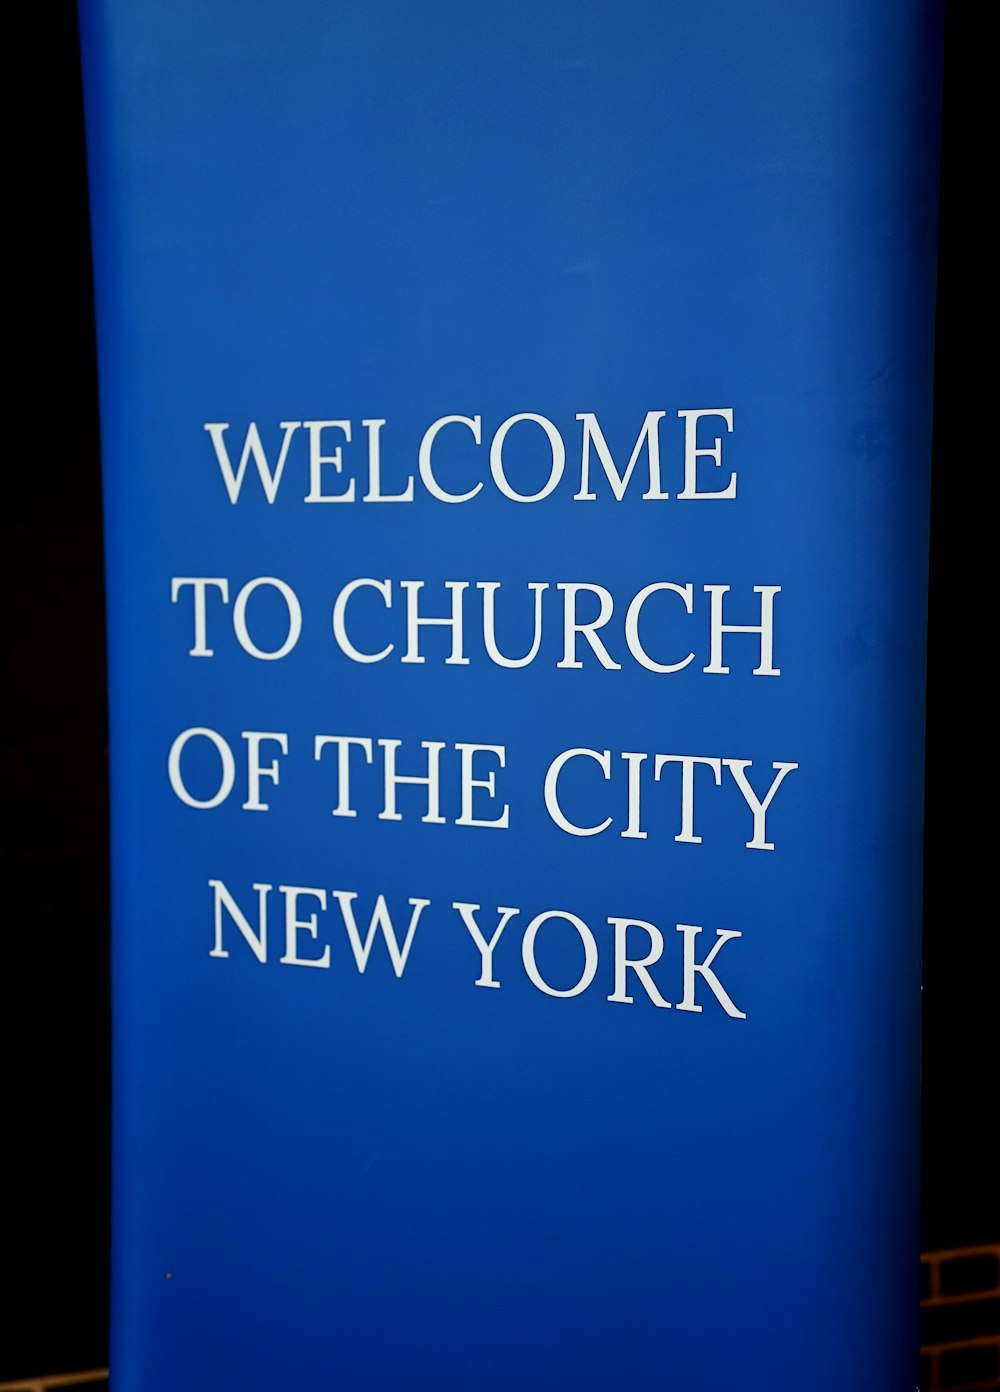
[{"x1": 3, "y1": 1, "x2": 994, "y2": 1379}]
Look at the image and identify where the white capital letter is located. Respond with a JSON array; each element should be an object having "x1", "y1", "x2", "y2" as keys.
[
  {"x1": 557, "y1": 583, "x2": 621, "y2": 670},
  {"x1": 607, "y1": 917, "x2": 671, "y2": 1007},
  {"x1": 168, "y1": 727, "x2": 236, "y2": 809},
  {"x1": 362, "y1": 418, "x2": 414, "y2": 502},
  {"x1": 676, "y1": 409, "x2": 735, "y2": 500},
  {"x1": 232, "y1": 577, "x2": 302, "y2": 661},
  {"x1": 574, "y1": 411, "x2": 668, "y2": 500},
  {"x1": 242, "y1": 731, "x2": 288, "y2": 811},
  {"x1": 332, "y1": 578, "x2": 394, "y2": 664},
  {"x1": 303, "y1": 420, "x2": 354, "y2": 502},
  {"x1": 653, "y1": 754, "x2": 723, "y2": 844},
  {"x1": 479, "y1": 581, "x2": 548, "y2": 668},
  {"x1": 402, "y1": 581, "x2": 469, "y2": 665},
  {"x1": 419, "y1": 415, "x2": 483, "y2": 503},
  {"x1": 171, "y1": 577, "x2": 229, "y2": 656},
  {"x1": 456, "y1": 743, "x2": 509, "y2": 828},
  {"x1": 723, "y1": 759, "x2": 799, "y2": 850},
  {"x1": 624, "y1": 582, "x2": 695, "y2": 673},
  {"x1": 204, "y1": 421, "x2": 300, "y2": 504},
  {"x1": 453, "y1": 901, "x2": 519, "y2": 988},
  {"x1": 676, "y1": 924, "x2": 746, "y2": 1018},
  {"x1": 490, "y1": 414, "x2": 565, "y2": 503},
  {"x1": 209, "y1": 879, "x2": 270, "y2": 961},
  {"x1": 544, "y1": 748, "x2": 613, "y2": 837},
  {"x1": 522, "y1": 911, "x2": 599, "y2": 998},
  {"x1": 704, "y1": 584, "x2": 780, "y2": 676},
  {"x1": 334, "y1": 892, "x2": 429, "y2": 978},
  {"x1": 379, "y1": 739, "x2": 446, "y2": 823},
  {"x1": 279, "y1": 885, "x2": 330, "y2": 968},
  {"x1": 314, "y1": 735, "x2": 374, "y2": 817}
]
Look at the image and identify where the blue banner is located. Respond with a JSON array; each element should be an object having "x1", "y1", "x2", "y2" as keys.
[{"x1": 79, "y1": 2, "x2": 942, "y2": 1387}]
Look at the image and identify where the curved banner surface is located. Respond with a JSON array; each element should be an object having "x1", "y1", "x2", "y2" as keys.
[{"x1": 79, "y1": 2, "x2": 943, "y2": 1387}]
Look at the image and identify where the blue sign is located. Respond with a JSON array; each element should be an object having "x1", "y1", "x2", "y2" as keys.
[{"x1": 80, "y1": 2, "x2": 942, "y2": 1387}]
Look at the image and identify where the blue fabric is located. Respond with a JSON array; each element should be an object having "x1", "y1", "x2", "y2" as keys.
[{"x1": 79, "y1": 2, "x2": 942, "y2": 1386}]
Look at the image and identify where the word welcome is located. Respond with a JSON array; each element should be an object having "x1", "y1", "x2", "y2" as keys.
[{"x1": 205, "y1": 408, "x2": 737, "y2": 506}]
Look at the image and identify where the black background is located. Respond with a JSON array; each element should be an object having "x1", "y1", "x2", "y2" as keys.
[{"x1": 3, "y1": 1, "x2": 995, "y2": 1379}]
